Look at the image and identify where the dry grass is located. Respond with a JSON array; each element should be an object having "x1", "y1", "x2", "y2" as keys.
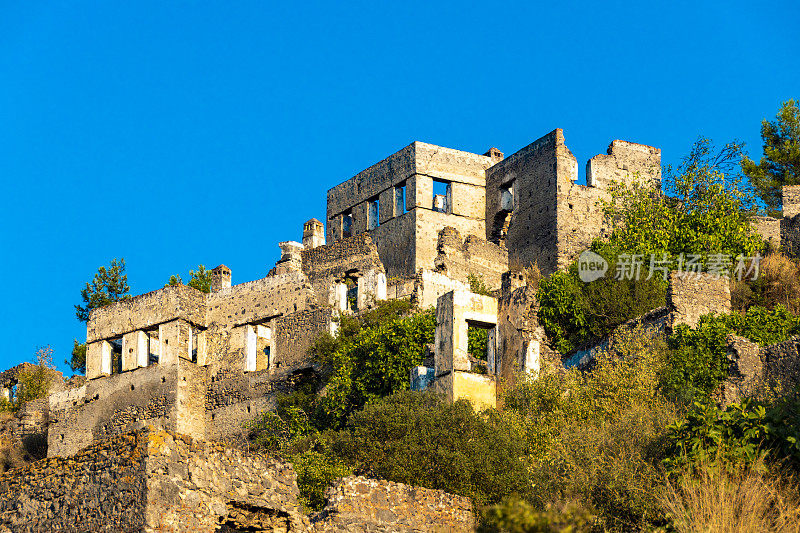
[
  {"x1": 733, "y1": 253, "x2": 800, "y2": 313},
  {"x1": 661, "y1": 461, "x2": 800, "y2": 533}
]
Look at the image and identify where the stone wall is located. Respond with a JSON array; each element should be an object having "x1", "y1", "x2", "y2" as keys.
[
  {"x1": 48, "y1": 360, "x2": 206, "y2": 458},
  {"x1": 2, "y1": 429, "x2": 477, "y2": 533},
  {"x1": 752, "y1": 215, "x2": 780, "y2": 249},
  {"x1": 486, "y1": 131, "x2": 660, "y2": 273},
  {"x1": 724, "y1": 335, "x2": 800, "y2": 404},
  {"x1": 781, "y1": 214, "x2": 800, "y2": 260},
  {"x1": 274, "y1": 308, "x2": 335, "y2": 369},
  {"x1": 0, "y1": 428, "x2": 308, "y2": 533},
  {"x1": 585, "y1": 140, "x2": 661, "y2": 190},
  {"x1": 434, "y1": 226, "x2": 509, "y2": 290},
  {"x1": 486, "y1": 130, "x2": 561, "y2": 273},
  {"x1": 87, "y1": 284, "x2": 206, "y2": 343},
  {"x1": 495, "y1": 271, "x2": 557, "y2": 386},
  {"x1": 206, "y1": 270, "x2": 315, "y2": 329},
  {"x1": 312, "y1": 476, "x2": 475, "y2": 533},
  {"x1": 667, "y1": 271, "x2": 731, "y2": 330},
  {"x1": 1, "y1": 430, "x2": 149, "y2": 532},
  {"x1": 783, "y1": 185, "x2": 800, "y2": 218}
]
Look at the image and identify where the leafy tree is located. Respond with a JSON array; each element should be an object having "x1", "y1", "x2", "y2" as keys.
[
  {"x1": 75, "y1": 258, "x2": 131, "y2": 323},
  {"x1": 600, "y1": 137, "x2": 761, "y2": 264},
  {"x1": 2, "y1": 346, "x2": 59, "y2": 412},
  {"x1": 166, "y1": 264, "x2": 213, "y2": 293},
  {"x1": 742, "y1": 100, "x2": 800, "y2": 215},
  {"x1": 537, "y1": 258, "x2": 666, "y2": 354}
]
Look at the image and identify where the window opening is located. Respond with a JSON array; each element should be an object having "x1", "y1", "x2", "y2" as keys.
[
  {"x1": 342, "y1": 210, "x2": 353, "y2": 238},
  {"x1": 432, "y1": 179, "x2": 450, "y2": 213},
  {"x1": 368, "y1": 197, "x2": 379, "y2": 230},
  {"x1": 395, "y1": 183, "x2": 406, "y2": 214}
]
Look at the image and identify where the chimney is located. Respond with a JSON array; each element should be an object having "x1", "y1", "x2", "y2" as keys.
[
  {"x1": 303, "y1": 218, "x2": 326, "y2": 249},
  {"x1": 210, "y1": 265, "x2": 232, "y2": 293},
  {"x1": 483, "y1": 147, "x2": 504, "y2": 162}
]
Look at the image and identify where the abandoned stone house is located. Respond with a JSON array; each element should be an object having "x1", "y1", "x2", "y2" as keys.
[
  {"x1": 6, "y1": 127, "x2": 800, "y2": 531},
  {"x1": 5, "y1": 127, "x2": 798, "y2": 463}
]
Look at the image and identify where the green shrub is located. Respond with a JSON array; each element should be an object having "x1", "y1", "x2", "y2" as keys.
[
  {"x1": 310, "y1": 300, "x2": 435, "y2": 429},
  {"x1": 664, "y1": 305, "x2": 800, "y2": 401},
  {"x1": 291, "y1": 450, "x2": 352, "y2": 513},
  {"x1": 664, "y1": 396, "x2": 800, "y2": 475},
  {"x1": 325, "y1": 391, "x2": 532, "y2": 508},
  {"x1": 468, "y1": 273, "x2": 492, "y2": 296},
  {"x1": 536, "y1": 256, "x2": 666, "y2": 354},
  {"x1": 502, "y1": 328, "x2": 677, "y2": 529}
]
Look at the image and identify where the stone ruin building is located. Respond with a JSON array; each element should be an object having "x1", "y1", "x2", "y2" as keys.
[{"x1": 2, "y1": 128, "x2": 798, "y2": 531}]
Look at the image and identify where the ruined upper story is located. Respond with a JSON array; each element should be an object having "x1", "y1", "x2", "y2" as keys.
[
  {"x1": 326, "y1": 130, "x2": 662, "y2": 275},
  {"x1": 485, "y1": 129, "x2": 661, "y2": 272},
  {"x1": 46, "y1": 128, "x2": 664, "y2": 458},
  {"x1": 326, "y1": 141, "x2": 503, "y2": 277}
]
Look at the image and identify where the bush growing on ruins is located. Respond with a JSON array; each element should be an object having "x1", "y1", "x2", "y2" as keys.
[
  {"x1": 467, "y1": 273, "x2": 492, "y2": 296},
  {"x1": 290, "y1": 450, "x2": 352, "y2": 512},
  {"x1": 324, "y1": 391, "x2": 533, "y2": 508},
  {"x1": 165, "y1": 264, "x2": 213, "y2": 293},
  {"x1": 478, "y1": 498, "x2": 597, "y2": 533},
  {"x1": 599, "y1": 137, "x2": 762, "y2": 265},
  {"x1": 742, "y1": 99, "x2": 800, "y2": 215},
  {"x1": 16, "y1": 346, "x2": 57, "y2": 405},
  {"x1": 537, "y1": 258, "x2": 666, "y2": 354},
  {"x1": 501, "y1": 329, "x2": 678, "y2": 529},
  {"x1": 733, "y1": 253, "x2": 800, "y2": 313},
  {"x1": 310, "y1": 299, "x2": 435, "y2": 429},
  {"x1": 664, "y1": 306, "x2": 800, "y2": 402},
  {"x1": 246, "y1": 403, "x2": 352, "y2": 512},
  {"x1": 663, "y1": 395, "x2": 800, "y2": 476}
]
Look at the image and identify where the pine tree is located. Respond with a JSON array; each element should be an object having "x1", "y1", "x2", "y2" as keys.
[
  {"x1": 71, "y1": 258, "x2": 131, "y2": 373},
  {"x1": 165, "y1": 265, "x2": 213, "y2": 293},
  {"x1": 75, "y1": 258, "x2": 131, "y2": 322},
  {"x1": 742, "y1": 100, "x2": 800, "y2": 215}
]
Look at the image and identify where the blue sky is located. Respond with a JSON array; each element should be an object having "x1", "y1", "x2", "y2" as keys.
[{"x1": 1, "y1": 1, "x2": 798, "y2": 374}]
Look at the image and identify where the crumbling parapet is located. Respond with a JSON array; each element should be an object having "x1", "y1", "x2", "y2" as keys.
[
  {"x1": 783, "y1": 185, "x2": 800, "y2": 218},
  {"x1": 667, "y1": 271, "x2": 731, "y2": 331},
  {"x1": 586, "y1": 140, "x2": 662, "y2": 190},
  {"x1": 434, "y1": 226, "x2": 509, "y2": 290},
  {"x1": 273, "y1": 241, "x2": 306, "y2": 275}
]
